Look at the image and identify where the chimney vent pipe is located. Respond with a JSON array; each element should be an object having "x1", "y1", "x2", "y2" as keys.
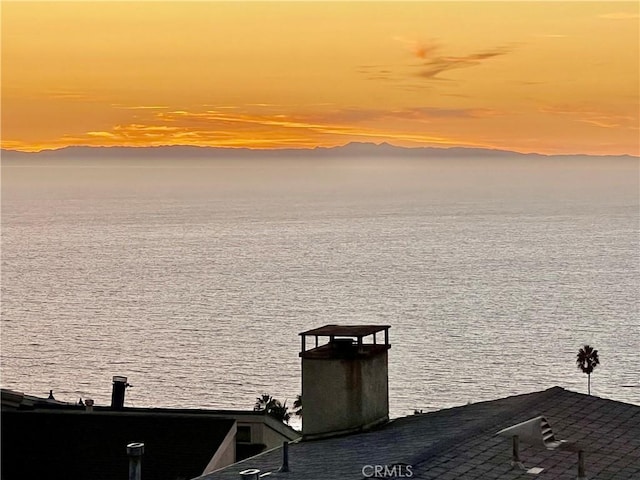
[
  {"x1": 577, "y1": 450, "x2": 587, "y2": 479},
  {"x1": 111, "y1": 376, "x2": 130, "y2": 410},
  {"x1": 127, "y1": 442, "x2": 144, "y2": 480},
  {"x1": 278, "y1": 441, "x2": 290, "y2": 472},
  {"x1": 511, "y1": 435, "x2": 526, "y2": 470}
]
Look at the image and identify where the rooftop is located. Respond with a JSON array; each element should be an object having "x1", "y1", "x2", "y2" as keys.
[
  {"x1": 3, "y1": 407, "x2": 236, "y2": 480},
  {"x1": 1, "y1": 387, "x2": 300, "y2": 480},
  {"x1": 196, "y1": 387, "x2": 640, "y2": 480}
]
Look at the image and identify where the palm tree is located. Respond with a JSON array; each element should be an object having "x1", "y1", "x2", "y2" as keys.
[
  {"x1": 253, "y1": 393, "x2": 291, "y2": 424},
  {"x1": 268, "y1": 399, "x2": 291, "y2": 424},
  {"x1": 576, "y1": 345, "x2": 600, "y2": 395},
  {"x1": 293, "y1": 394, "x2": 302, "y2": 418},
  {"x1": 254, "y1": 394, "x2": 274, "y2": 412}
]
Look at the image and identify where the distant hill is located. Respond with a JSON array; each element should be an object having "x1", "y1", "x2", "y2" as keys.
[{"x1": 1, "y1": 142, "x2": 637, "y2": 161}]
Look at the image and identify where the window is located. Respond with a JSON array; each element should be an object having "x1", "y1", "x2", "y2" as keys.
[{"x1": 237, "y1": 426, "x2": 252, "y2": 443}]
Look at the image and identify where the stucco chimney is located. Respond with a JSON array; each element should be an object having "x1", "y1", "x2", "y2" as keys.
[{"x1": 299, "y1": 325, "x2": 390, "y2": 439}]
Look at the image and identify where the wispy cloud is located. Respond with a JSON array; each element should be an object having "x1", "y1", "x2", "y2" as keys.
[
  {"x1": 111, "y1": 104, "x2": 169, "y2": 110},
  {"x1": 202, "y1": 105, "x2": 240, "y2": 110},
  {"x1": 246, "y1": 103, "x2": 288, "y2": 108},
  {"x1": 45, "y1": 89, "x2": 92, "y2": 100},
  {"x1": 415, "y1": 45, "x2": 512, "y2": 80},
  {"x1": 512, "y1": 80, "x2": 545, "y2": 86},
  {"x1": 441, "y1": 93, "x2": 471, "y2": 98},
  {"x1": 598, "y1": 12, "x2": 639, "y2": 20},
  {"x1": 390, "y1": 37, "x2": 514, "y2": 82},
  {"x1": 356, "y1": 65, "x2": 403, "y2": 82},
  {"x1": 540, "y1": 104, "x2": 637, "y2": 129},
  {"x1": 533, "y1": 34, "x2": 568, "y2": 39},
  {"x1": 87, "y1": 131, "x2": 117, "y2": 138},
  {"x1": 397, "y1": 106, "x2": 503, "y2": 120},
  {"x1": 42, "y1": 104, "x2": 506, "y2": 151}
]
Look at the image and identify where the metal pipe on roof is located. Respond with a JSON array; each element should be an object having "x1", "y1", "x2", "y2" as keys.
[
  {"x1": 278, "y1": 441, "x2": 290, "y2": 472},
  {"x1": 111, "y1": 376, "x2": 130, "y2": 410},
  {"x1": 577, "y1": 450, "x2": 587, "y2": 479},
  {"x1": 127, "y1": 442, "x2": 144, "y2": 480},
  {"x1": 511, "y1": 435, "x2": 526, "y2": 470}
]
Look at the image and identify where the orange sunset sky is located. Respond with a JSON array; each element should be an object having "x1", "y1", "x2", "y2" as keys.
[{"x1": 1, "y1": 1, "x2": 639, "y2": 155}]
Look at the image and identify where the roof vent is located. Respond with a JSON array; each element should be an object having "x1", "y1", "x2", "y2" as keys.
[
  {"x1": 496, "y1": 416, "x2": 566, "y2": 450},
  {"x1": 239, "y1": 468, "x2": 260, "y2": 479}
]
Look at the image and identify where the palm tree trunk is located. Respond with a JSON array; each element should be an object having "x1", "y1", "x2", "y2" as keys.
[{"x1": 588, "y1": 374, "x2": 591, "y2": 395}]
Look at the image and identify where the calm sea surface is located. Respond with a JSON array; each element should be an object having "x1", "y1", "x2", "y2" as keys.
[{"x1": 2, "y1": 155, "x2": 639, "y2": 426}]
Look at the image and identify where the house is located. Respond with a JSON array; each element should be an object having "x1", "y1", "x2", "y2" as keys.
[{"x1": 1, "y1": 382, "x2": 300, "y2": 480}]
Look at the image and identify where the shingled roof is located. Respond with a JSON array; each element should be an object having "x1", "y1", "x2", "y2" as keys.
[{"x1": 195, "y1": 387, "x2": 640, "y2": 480}]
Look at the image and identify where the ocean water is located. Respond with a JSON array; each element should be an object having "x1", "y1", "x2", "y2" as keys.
[{"x1": 2, "y1": 155, "x2": 639, "y2": 426}]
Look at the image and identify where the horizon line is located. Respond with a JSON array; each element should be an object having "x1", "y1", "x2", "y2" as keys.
[{"x1": 2, "y1": 142, "x2": 638, "y2": 158}]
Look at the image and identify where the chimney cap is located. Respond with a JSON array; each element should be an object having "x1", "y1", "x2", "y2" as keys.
[
  {"x1": 299, "y1": 325, "x2": 390, "y2": 338},
  {"x1": 126, "y1": 442, "x2": 145, "y2": 456},
  {"x1": 300, "y1": 324, "x2": 390, "y2": 358},
  {"x1": 239, "y1": 468, "x2": 260, "y2": 479}
]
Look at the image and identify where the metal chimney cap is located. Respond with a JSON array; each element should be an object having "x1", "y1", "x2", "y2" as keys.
[
  {"x1": 127, "y1": 442, "x2": 145, "y2": 456},
  {"x1": 113, "y1": 375, "x2": 128, "y2": 383}
]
